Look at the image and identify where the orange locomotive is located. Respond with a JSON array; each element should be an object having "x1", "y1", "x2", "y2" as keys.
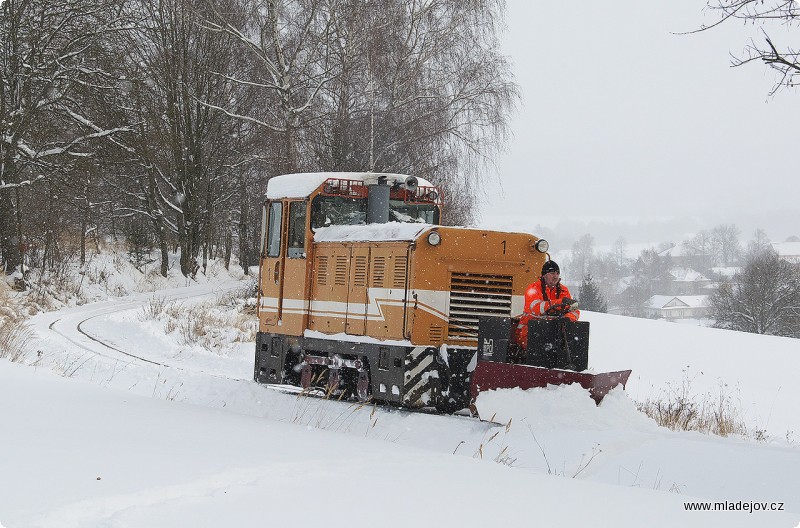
[{"x1": 254, "y1": 172, "x2": 629, "y2": 412}]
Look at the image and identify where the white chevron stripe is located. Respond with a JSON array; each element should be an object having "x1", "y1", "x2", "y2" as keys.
[
  {"x1": 406, "y1": 353, "x2": 434, "y2": 381},
  {"x1": 403, "y1": 348, "x2": 437, "y2": 405}
]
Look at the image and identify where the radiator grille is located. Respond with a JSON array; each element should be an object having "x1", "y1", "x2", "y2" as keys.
[
  {"x1": 334, "y1": 255, "x2": 348, "y2": 286},
  {"x1": 353, "y1": 255, "x2": 368, "y2": 286},
  {"x1": 393, "y1": 257, "x2": 407, "y2": 289},
  {"x1": 372, "y1": 256, "x2": 386, "y2": 288},
  {"x1": 428, "y1": 325, "x2": 444, "y2": 343},
  {"x1": 316, "y1": 255, "x2": 328, "y2": 286},
  {"x1": 448, "y1": 273, "x2": 513, "y2": 342}
]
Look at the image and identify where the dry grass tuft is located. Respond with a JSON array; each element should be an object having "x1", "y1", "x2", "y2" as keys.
[
  {"x1": 137, "y1": 292, "x2": 257, "y2": 353},
  {"x1": 635, "y1": 376, "x2": 754, "y2": 439},
  {"x1": 0, "y1": 273, "x2": 32, "y2": 362},
  {"x1": 138, "y1": 295, "x2": 168, "y2": 321}
]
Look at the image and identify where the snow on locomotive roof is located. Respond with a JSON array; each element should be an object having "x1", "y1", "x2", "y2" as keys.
[
  {"x1": 314, "y1": 222, "x2": 432, "y2": 243},
  {"x1": 266, "y1": 172, "x2": 435, "y2": 199}
]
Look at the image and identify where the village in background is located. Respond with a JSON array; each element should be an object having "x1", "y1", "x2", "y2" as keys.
[{"x1": 541, "y1": 225, "x2": 800, "y2": 330}]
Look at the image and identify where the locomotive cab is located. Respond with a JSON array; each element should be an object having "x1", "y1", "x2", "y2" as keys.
[{"x1": 257, "y1": 173, "x2": 443, "y2": 338}]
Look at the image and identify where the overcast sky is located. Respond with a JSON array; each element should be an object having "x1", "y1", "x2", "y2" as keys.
[{"x1": 481, "y1": 0, "x2": 800, "y2": 247}]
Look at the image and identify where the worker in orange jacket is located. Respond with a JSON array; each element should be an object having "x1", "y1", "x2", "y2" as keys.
[{"x1": 513, "y1": 260, "x2": 580, "y2": 353}]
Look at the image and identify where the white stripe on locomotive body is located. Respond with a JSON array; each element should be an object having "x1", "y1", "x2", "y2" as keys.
[
  {"x1": 260, "y1": 288, "x2": 469, "y2": 320},
  {"x1": 413, "y1": 289, "x2": 448, "y2": 319},
  {"x1": 259, "y1": 297, "x2": 310, "y2": 310},
  {"x1": 260, "y1": 291, "x2": 525, "y2": 321}
]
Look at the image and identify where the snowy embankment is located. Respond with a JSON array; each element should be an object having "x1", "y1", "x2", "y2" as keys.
[
  {"x1": 583, "y1": 311, "x2": 800, "y2": 439},
  {"x1": 1, "y1": 274, "x2": 799, "y2": 527}
]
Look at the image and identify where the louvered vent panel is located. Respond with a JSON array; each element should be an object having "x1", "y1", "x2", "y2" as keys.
[
  {"x1": 393, "y1": 257, "x2": 407, "y2": 289},
  {"x1": 429, "y1": 325, "x2": 444, "y2": 343},
  {"x1": 353, "y1": 255, "x2": 368, "y2": 286},
  {"x1": 334, "y1": 255, "x2": 348, "y2": 286},
  {"x1": 372, "y1": 256, "x2": 386, "y2": 288},
  {"x1": 316, "y1": 255, "x2": 328, "y2": 286},
  {"x1": 448, "y1": 273, "x2": 513, "y2": 342}
]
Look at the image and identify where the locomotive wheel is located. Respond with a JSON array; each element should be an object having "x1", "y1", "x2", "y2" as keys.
[
  {"x1": 356, "y1": 370, "x2": 370, "y2": 402},
  {"x1": 284, "y1": 352, "x2": 302, "y2": 386},
  {"x1": 327, "y1": 368, "x2": 341, "y2": 395},
  {"x1": 300, "y1": 364, "x2": 312, "y2": 389}
]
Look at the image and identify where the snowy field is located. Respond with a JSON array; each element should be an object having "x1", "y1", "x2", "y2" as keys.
[{"x1": 1, "y1": 269, "x2": 799, "y2": 527}]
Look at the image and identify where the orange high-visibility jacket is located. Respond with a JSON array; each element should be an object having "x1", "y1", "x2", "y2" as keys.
[{"x1": 514, "y1": 278, "x2": 580, "y2": 349}]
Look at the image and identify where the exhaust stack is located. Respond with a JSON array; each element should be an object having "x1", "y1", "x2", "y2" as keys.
[{"x1": 367, "y1": 176, "x2": 390, "y2": 224}]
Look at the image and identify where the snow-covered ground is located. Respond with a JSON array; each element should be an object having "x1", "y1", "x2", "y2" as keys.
[{"x1": 1, "y1": 268, "x2": 799, "y2": 527}]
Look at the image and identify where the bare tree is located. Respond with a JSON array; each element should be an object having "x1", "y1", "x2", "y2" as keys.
[
  {"x1": 200, "y1": 0, "x2": 337, "y2": 174},
  {"x1": 702, "y1": 1, "x2": 800, "y2": 95},
  {"x1": 745, "y1": 228, "x2": 772, "y2": 258},
  {"x1": 711, "y1": 223, "x2": 741, "y2": 266},
  {"x1": 710, "y1": 249, "x2": 800, "y2": 337},
  {"x1": 613, "y1": 236, "x2": 629, "y2": 269},
  {"x1": 570, "y1": 233, "x2": 595, "y2": 279}
]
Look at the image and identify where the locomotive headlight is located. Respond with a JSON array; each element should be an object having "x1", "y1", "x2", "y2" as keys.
[
  {"x1": 534, "y1": 239, "x2": 549, "y2": 253},
  {"x1": 427, "y1": 231, "x2": 441, "y2": 246}
]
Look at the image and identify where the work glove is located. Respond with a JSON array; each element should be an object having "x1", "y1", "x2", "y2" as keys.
[{"x1": 545, "y1": 298, "x2": 577, "y2": 316}]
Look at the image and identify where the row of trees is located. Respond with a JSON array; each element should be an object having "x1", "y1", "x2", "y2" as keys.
[
  {"x1": 562, "y1": 227, "x2": 800, "y2": 338},
  {"x1": 567, "y1": 224, "x2": 746, "y2": 284},
  {"x1": 1, "y1": 0, "x2": 517, "y2": 279}
]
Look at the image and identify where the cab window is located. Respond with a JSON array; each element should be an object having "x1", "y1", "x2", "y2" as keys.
[
  {"x1": 266, "y1": 201, "x2": 282, "y2": 257},
  {"x1": 311, "y1": 195, "x2": 367, "y2": 229},
  {"x1": 310, "y1": 193, "x2": 439, "y2": 229},
  {"x1": 389, "y1": 201, "x2": 439, "y2": 224},
  {"x1": 287, "y1": 201, "x2": 306, "y2": 258}
]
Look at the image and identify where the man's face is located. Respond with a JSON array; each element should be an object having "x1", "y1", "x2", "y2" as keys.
[{"x1": 542, "y1": 270, "x2": 560, "y2": 288}]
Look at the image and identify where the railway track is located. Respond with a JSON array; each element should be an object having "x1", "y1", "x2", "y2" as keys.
[{"x1": 34, "y1": 280, "x2": 250, "y2": 382}]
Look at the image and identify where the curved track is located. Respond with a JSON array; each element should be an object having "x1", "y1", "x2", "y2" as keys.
[{"x1": 31, "y1": 280, "x2": 249, "y2": 381}]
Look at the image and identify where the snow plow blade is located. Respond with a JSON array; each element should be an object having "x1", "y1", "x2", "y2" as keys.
[{"x1": 470, "y1": 360, "x2": 632, "y2": 404}]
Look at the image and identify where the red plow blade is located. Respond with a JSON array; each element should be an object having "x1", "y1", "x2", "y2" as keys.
[{"x1": 471, "y1": 360, "x2": 632, "y2": 404}]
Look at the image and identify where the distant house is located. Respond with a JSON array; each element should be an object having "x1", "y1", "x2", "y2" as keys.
[
  {"x1": 710, "y1": 266, "x2": 740, "y2": 279},
  {"x1": 658, "y1": 244, "x2": 712, "y2": 271},
  {"x1": 644, "y1": 295, "x2": 710, "y2": 320},
  {"x1": 651, "y1": 267, "x2": 713, "y2": 296},
  {"x1": 668, "y1": 267, "x2": 712, "y2": 294},
  {"x1": 772, "y1": 240, "x2": 800, "y2": 264}
]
